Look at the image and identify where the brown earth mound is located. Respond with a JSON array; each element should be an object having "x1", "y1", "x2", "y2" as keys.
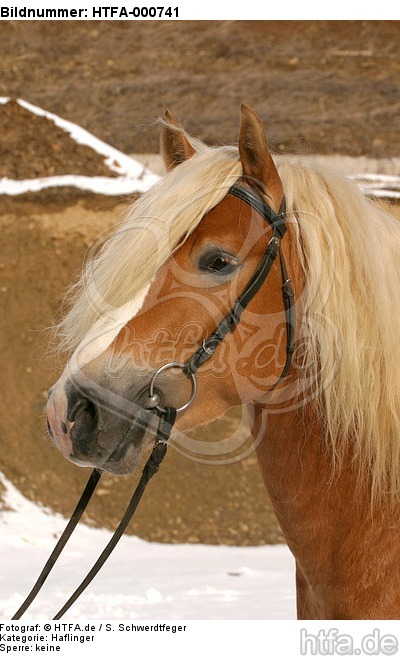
[{"x1": 0, "y1": 99, "x2": 118, "y2": 180}]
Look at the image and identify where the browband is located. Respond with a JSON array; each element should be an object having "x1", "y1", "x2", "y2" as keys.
[{"x1": 229, "y1": 183, "x2": 287, "y2": 238}]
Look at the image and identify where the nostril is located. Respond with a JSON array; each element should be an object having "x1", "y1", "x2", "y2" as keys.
[
  {"x1": 68, "y1": 397, "x2": 97, "y2": 423},
  {"x1": 85, "y1": 399, "x2": 97, "y2": 420},
  {"x1": 68, "y1": 398, "x2": 87, "y2": 422}
]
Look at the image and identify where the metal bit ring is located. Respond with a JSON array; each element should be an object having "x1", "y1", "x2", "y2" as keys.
[{"x1": 149, "y1": 362, "x2": 197, "y2": 414}]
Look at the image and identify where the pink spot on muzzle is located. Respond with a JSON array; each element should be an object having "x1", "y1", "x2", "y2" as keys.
[{"x1": 46, "y1": 375, "x2": 74, "y2": 458}]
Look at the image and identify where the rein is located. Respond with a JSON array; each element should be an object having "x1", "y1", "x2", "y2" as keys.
[
  {"x1": 12, "y1": 409, "x2": 177, "y2": 620},
  {"x1": 12, "y1": 183, "x2": 295, "y2": 619}
]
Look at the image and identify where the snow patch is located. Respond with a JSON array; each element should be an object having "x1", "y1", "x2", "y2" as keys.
[{"x1": 0, "y1": 471, "x2": 296, "y2": 620}]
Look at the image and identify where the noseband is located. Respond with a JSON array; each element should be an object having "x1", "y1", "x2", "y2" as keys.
[{"x1": 13, "y1": 183, "x2": 295, "y2": 619}]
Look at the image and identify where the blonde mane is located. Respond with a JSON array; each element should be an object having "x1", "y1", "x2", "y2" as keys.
[
  {"x1": 281, "y1": 162, "x2": 400, "y2": 502},
  {"x1": 55, "y1": 130, "x2": 400, "y2": 500}
]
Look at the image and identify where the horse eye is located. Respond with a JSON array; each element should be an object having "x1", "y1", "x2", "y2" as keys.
[{"x1": 199, "y1": 251, "x2": 240, "y2": 276}]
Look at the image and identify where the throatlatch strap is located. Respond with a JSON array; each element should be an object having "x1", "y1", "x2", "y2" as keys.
[
  {"x1": 273, "y1": 251, "x2": 296, "y2": 387},
  {"x1": 12, "y1": 468, "x2": 102, "y2": 620}
]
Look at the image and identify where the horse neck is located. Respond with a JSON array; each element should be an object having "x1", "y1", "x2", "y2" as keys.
[{"x1": 248, "y1": 400, "x2": 400, "y2": 619}]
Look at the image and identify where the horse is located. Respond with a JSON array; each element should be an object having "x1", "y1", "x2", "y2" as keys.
[{"x1": 46, "y1": 104, "x2": 400, "y2": 619}]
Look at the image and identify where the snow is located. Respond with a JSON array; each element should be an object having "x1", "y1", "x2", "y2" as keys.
[
  {"x1": 349, "y1": 173, "x2": 400, "y2": 199},
  {"x1": 0, "y1": 471, "x2": 296, "y2": 621},
  {"x1": 0, "y1": 174, "x2": 157, "y2": 196}
]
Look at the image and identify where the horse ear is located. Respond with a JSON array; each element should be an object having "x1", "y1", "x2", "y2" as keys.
[
  {"x1": 238, "y1": 104, "x2": 283, "y2": 210},
  {"x1": 160, "y1": 110, "x2": 196, "y2": 171}
]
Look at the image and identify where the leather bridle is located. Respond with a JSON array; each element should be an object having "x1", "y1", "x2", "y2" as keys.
[
  {"x1": 149, "y1": 182, "x2": 295, "y2": 413},
  {"x1": 12, "y1": 182, "x2": 295, "y2": 619}
]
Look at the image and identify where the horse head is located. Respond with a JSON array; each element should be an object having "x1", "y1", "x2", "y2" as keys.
[{"x1": 46, "y1": 105, "x2": 296, "y2": 475}]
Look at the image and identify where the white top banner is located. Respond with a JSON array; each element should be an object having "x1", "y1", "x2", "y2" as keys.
[{"x1": 0, "y1": 1, "x2": 398, "y2": 20}]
